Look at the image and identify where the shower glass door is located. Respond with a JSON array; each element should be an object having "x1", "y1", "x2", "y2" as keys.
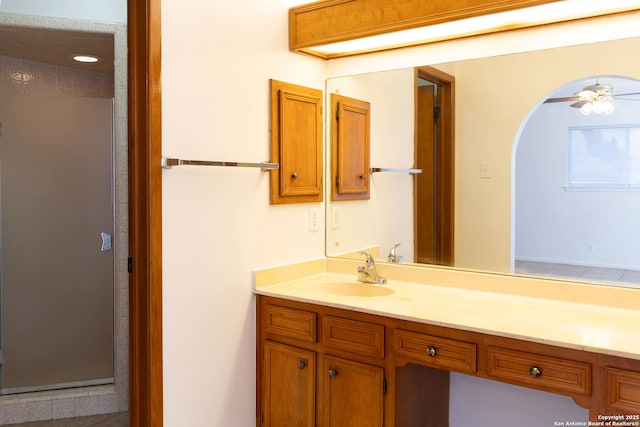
[{"x1": 0, "y1": 95, "x2": 114, "y2": 394}]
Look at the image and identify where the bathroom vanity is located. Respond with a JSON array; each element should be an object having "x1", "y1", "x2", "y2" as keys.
[{"x1": 254, "y1": 259, "x2": 640, "y2": 426}]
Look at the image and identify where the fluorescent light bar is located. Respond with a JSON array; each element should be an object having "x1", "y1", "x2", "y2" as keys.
[{"x1": 309, "y1": 0, "x2": 640, "y2": 55}]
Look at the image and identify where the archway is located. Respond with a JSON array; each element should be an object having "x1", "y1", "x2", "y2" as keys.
[{"x1": 512, "y1": 75, "x2": 640, "y2": 287}]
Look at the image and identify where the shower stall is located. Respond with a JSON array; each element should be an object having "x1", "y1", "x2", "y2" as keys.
[{"x1": 0, "y1": 95, "x2": 115, "y2": 394}]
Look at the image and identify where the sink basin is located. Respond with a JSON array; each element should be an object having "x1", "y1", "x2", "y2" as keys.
[{"x1": 321, "y1": 282, "x2": 394, "y2": 297}]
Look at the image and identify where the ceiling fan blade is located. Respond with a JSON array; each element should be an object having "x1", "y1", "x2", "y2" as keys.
[
  {"x1": 570, "y1": 100, "x2": 588, "y2": 108},
  {"x1": 614, "y1": 98, "x2": 640, "y2": 101},
  {"x1": 544, "y1": 96, "x2": 580, "y2": 103},
  {"x1": 613, "y1": 91, "x2": 640, "y2": 97}
]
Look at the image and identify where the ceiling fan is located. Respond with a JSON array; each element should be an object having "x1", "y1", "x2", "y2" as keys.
[{"x1": 544, "y1": 81, "x2": 640, "y2": 115}]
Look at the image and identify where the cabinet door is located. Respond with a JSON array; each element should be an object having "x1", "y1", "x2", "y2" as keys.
[
  {"x1": 319, "y1": 355, "x2": 384, "y2": 427},
  {"x1": 263, "y1": 341, "x2": 316, "y2": 427},
  {"x1": 270, "y1": 79, "x2": 323, "y2": 204},
  {"x1": 331, "y1": 93, "x2": 371, "y2": 201}
]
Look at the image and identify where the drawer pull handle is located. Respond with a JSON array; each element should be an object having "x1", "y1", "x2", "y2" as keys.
[
  {"x1": 529, "y1": 366, "x2": 542, "y2": 378},
  {"x1": 329, "y1": 369, "x2": 338, "y2": 379},
  {"x1": 298, "y1": 360, "x2": 306, "y2": 370},
  {"x1": 426, "y1": 346, "x2": 437, "y2": 357}
]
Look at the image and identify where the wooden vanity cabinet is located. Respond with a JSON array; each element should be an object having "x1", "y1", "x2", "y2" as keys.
[
  {"x1": 258, "y1": 298, "x2": 389, "y2": 426},
  {"x1": 257, "y1": 295, "x2": 640, "y2": 426}
]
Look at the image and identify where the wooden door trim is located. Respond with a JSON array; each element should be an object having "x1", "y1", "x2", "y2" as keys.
[
  {"x1": 415, "y1": 66, "x2": 455, "y2": 265},
  {"x1": 128, "y1": 0, "x2": 163, "y2": 425}
]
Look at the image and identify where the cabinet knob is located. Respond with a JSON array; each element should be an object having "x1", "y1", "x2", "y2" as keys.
[
  {"x1": 298, "y1": 360, "x2": 306, "y2": 370},
  {"x1": 358, "y1": 174, "x2": 365, "y2": 181},
  {"x1": 291, "y1": 172, "x2": 299, "y2": 180},
  {"x1": 426, "y1": 346, "x2": 437, "y2": 357},
  {"x1": 529, "y1": 366, "x2": 542, "y2": 378},
  {"x1": 328, "y1": 369, "x2": 338, "y2": 379}
]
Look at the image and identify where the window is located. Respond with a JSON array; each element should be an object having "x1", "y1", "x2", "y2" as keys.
[{"x1": 568, "y1": 125, "x2": 640, "y2": 189}]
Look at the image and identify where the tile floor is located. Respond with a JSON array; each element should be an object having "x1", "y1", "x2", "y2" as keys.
[
  {"x1": 515, "y1": 260, "x2": 640, "y2": 288},
  {"x1": 6, "y1": 412, "x2": 128, "y2": 427}
]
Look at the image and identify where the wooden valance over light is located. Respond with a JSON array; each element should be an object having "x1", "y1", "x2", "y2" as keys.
[{"x1": 289, "y1": 0, "x2": 640, "y2": 58}]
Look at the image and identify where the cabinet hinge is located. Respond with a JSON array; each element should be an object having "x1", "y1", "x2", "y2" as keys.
[
  {"x1": 335, "y1": 105, "x2": 340, "y2": 120},
  {"x1": 335, "y1": 176, "x2": 340, "y2": 187},
  {"x1": 383, "y1": 378, "x2": 388, "y2": 395},
  {"x1": 433, "y1": 106, "x2": 442, "y2": 119},
  {"x1": 127, "y1": 257, "x2": 133, "y2": 273}
]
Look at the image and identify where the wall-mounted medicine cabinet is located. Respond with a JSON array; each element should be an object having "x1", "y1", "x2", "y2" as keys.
[
  {"x1": 270, "y1": 79, "x2": 323, "y2": 204},
  {"x1": 330, "y1": 93, "x2": 371, "y2": 201}
]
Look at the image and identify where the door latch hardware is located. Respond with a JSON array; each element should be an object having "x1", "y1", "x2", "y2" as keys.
[{"x1": 100, "y1": 232, "x2": 112, "y2": 251}]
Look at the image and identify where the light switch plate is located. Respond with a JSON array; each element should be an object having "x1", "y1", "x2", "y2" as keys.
[{"x1": 309, "y1": 208, "x2": 320, "y2": 232}]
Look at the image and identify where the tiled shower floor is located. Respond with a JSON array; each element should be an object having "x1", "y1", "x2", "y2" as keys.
[{"x1": 6, "y1": 412, "x2": 128, "y2": 427}]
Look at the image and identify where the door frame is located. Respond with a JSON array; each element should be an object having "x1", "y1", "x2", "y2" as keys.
[
  {"x1": 415, "y1": 66, "x2": 455, "y2": 266},
  {"x1": 128, "y1": 0, "x2": 163, "y2": 425}
]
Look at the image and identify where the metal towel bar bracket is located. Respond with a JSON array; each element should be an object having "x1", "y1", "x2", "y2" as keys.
[
  {"x1": 370, "y1": 167, "x2": 422, "y2": 175},
  {"x1": 161, "y1": 157, "x2": 279, "y2": 171}
]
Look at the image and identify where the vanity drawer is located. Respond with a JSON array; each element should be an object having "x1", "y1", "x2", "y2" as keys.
[
  {"x1": 393, "y1": 329, "x2": 477, "y2": 374},
  {"x1": 322, "y1": 315, "x2": 385, "y2": 358},
  {"x1": 606, "y1": 367, "x2": 640, "y2": 413},
  {"x1": 487, "y1": 347, "x2": 591, "y2": 395},
  {"x1": 264, "y1": 304, "x2": 316, "y2": 343}
]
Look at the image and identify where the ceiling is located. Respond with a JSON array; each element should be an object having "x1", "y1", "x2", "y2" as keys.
[{"x1": 0, "y1": 24, "x2": 114, "y2": 74}]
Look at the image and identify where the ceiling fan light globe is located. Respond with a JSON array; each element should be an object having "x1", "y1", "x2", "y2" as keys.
[
  {"x1": 592, "y1": 100, "x2": 606, "y2": 114},
  {"x1": 580, "y1": 102, "x2": 593, "y2": 115},
  {"x1": 604, "y1": 102, "x2": 615, "y2": 114}
]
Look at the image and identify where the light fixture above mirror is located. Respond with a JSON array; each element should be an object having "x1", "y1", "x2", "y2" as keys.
[{"x1": 290, "y1": 0, "x2": 640, "y2": 58}]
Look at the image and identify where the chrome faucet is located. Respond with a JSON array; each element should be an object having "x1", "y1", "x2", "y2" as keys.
[
  {"x1": 387, "y1": 244, "x2": 404, "y2": 263},
  {"x1": 357, "y1": 252, "x2": 387, "y2": 284}
]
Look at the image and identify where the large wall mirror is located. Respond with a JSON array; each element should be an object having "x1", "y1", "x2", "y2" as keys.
[{"x1": 325, "y1": 35, "x2": 640, "y2": 289}]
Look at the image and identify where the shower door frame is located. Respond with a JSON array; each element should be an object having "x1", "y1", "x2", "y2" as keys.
[{"x1": 128, "y1": 0, "x2": 163, "y2": 425}]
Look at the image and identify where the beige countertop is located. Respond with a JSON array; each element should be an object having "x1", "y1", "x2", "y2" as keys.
[{"x1": 254, "y1": 258, "x2": 640, "y2": 360}]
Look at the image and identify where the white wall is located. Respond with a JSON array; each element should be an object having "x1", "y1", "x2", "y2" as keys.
[
  {"x1": 161, "y1": 0, "x2": 325, "y2": 425},
  {"x1": 0, "y1": 0, "x2": 126, "y2": 22}
]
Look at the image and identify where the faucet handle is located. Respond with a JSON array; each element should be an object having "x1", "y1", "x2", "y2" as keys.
[
  {"x1": 387, "y1": 244, "x2": 403, "y2": 263},
  {"x1": 359, "y1": 251, "x2": 375, "y2": 267}
]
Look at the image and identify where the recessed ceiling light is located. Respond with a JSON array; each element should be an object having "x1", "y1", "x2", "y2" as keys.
[{"x1": 72, "y1": 54, "x2": 100, "y2": 63}]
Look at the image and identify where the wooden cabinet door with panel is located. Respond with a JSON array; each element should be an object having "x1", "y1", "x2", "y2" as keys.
[
  {"x1": 318, "y1": 354, "x2": 384, "y2": 427},
  {"x1": 270, "y1": 79, "x2": 323, "y2": 204},
  {"x1": 262, "y1": 341, "x2": 316, "y2": 427},
  {"x1": 331, "y1": 93, "x2": 370, "y2": 201}
]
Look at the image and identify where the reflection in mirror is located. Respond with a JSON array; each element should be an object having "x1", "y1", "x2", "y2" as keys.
[{"x1": 325, "y1": 36, "x2": 640, "y2": 289}]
